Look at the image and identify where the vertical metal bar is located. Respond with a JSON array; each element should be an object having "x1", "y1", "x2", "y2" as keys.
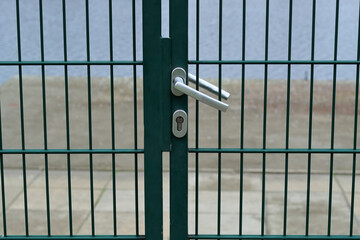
[
  {"x1": 195, "y1": 0, "x2": 200, "y2": 235},
  {"x1": 132, "y1": 0, "x2": 139, "y2": 235},
  {"x1": 170, "y1": 0, "x2": 188, "y2": 239},
  {"x1": 143, "y1": 0, "x2": 163, "y2": 238},
  {"x1": 217, "y1": 0, "x2": 223, "y2": 238},
  {"x1": 85, "y1": 0, "x2": 95, "y2": 235},
  {"x1": 15, "y1": 0, "x2": 29, "y2": 235},
  {"x1": 261, "y1": 0, "x2": 270, "y2": 236},
  {"x1": 350, "y1": 2, "x2": 360, "y2": 236},
  {"x1": 0, "y1": 103, "x2": 6, "y2": 237},
  {"x1": 328, "y1": 0, "x2": 340, "y2": 235},
  {"x1": 39, "y1": 0, "x2": 51, "y2": 235},
  {"x1": 239, "y1": 0, "x2": 246, "y2": 235},
  {"x1": 283, "y1": 0, "x2": 293, "y2": 236},
  {"x1": 62, "y1": 0, "x2": 73, "y2": 235},
  {"x1": 306, "y1": 0, "x2": 316, "y2": 235},
  {"x1": 108, "y1": 0, "x2": 117, "y2": 235}
]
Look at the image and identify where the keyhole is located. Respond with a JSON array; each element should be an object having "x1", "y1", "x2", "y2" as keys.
[{"x1": 176, "y1": 116, "x2": 184, "y2": 131}]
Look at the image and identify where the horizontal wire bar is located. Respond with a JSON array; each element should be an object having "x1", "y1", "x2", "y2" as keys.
[
  {"x1": 3, "y1": 60, "x2": 360, "y2": 66},
  {"x1": 0, "y1": 235, "x2": 145, "y2": 240},
  {"x1": 188, "y1": 235, "x2": 360, "y2": 240},
  {"x1": 189, "y1": 148, "x2": 360, "y2": 154},
  {"x1": 0, "y1": 60, "x2": 143, "y2": 66},
  {"x1": 189, "y1": 60, "x2": 360, "y2": 65},
  {"x1": 0, "y1": 149, "x2": 144, "y2": 154}
]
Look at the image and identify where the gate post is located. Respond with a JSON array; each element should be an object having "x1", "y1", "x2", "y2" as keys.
[
  {"x1": 169, "y1": 0, "x2": 189, "y2": 239},
  {"x1": 143, "y1": 0, "x2": 163, "y2": 239}
]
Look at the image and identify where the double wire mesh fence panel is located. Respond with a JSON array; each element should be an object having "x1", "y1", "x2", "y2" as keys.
[
  {"x1": 187, "y1": 0, "x2": 360, "y2": 239},
  {"x1": 0, "y1": 0, "x2": 144, "y2": 238},
  {"x1": 1, "y1": 0, "x2": 360, "y2": 239}
]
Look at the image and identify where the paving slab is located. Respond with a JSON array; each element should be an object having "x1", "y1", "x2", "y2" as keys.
[
  {"x1": 188, "y1": 212, "x2": 262, "y2": 235},
  {"x1": 188, "y1": 190, "x2": 262, "y2": 215},
  {"x1": 0, "y1": 209, "x2": 88, "y2": 235},
  {"x1": 266, "y1": 191, "x2": 357, "y2": 235},
  {"x1": 335, "y1": 174, "x2": 360, "y2": 193},
  {"x1": 106, "y1": 171, "x2": 145, "y2": 191},
  {"x1": 189, "y1": 172, "x2": 259, "y2": 191},
  {"x1": 9, "y1": 188, "x2": 103, "y2": 212},
  {"x1": 76, "y1": 211, "x2": 145, "y2": 236},
  {"x1": 0, "y1": 169, "x2": 41, "y2": 187},
  {"x1": 30, "y1": 170, "x2": 111, "y2": 190},
  {"x1": 95, "y1": 189, "x2": 144, "y2": 213},
  {"x1": 0, "y1": 169, "x2": 358, "y2": 237}
]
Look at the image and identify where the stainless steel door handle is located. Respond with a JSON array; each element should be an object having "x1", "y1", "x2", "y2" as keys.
[
  {"x1": 188, "y1": 73, "x2": 230, "y2": 100},
  {"x1": 171, "y1": 67, "x2": 229, "y2": 112}
]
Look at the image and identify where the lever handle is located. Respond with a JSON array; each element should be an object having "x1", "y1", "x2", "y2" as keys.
[
  {"x1": 174, "y1": 77, "x2": 228, "y2": 112},
  {"x1": 188, "y1": 73, "x2": 230, "y2": 100},
  {"x1": 171, "y1": 68, "x2": 229, "y2": 112}
]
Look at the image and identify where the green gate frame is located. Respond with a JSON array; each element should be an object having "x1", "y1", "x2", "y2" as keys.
[
  {"x1": 1, "y1": 0, "x2": 360, "y2": 239},
  {"x1": 143, "y1": 0, "x2": 188, "y2": 240}
]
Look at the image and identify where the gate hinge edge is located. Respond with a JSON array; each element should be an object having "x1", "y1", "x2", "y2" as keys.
[{"x1": 160, "y1": 37, "x2": 172, "y2": 151}]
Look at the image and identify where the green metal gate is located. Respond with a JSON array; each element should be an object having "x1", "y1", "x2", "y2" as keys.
[{"x1": 1, "y1": 0, "x2": 360, "y2": 239}]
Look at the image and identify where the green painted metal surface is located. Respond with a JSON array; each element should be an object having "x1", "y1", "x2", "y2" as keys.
[
  {"x1": 169, "y1": 0, "x2": 188, "y2": 239},
  {"x1": 0, "y1": 0, "x2": 144, "y2": 239},
  {"x1": 187, "y1": 1, "x2": 360, "y2": 240},
  {"x1": 142, "y1": 0, "x2": 164, "y2": 239},
  {"x1": 0, "y1": 0, "x2": 360, "y2": 240}
]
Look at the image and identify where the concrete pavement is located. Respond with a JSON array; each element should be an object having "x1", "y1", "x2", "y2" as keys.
[{"x1": 0, "y1": 168, "x2": 359, "y2": 238}]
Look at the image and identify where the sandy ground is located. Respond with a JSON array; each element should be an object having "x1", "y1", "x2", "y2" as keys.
[
  {"x1": 1, "y1": 76, "x2": 360, "y2": 172},
  {"x1": 1, "y1": 76, "x2": 360, "y2": 237}
]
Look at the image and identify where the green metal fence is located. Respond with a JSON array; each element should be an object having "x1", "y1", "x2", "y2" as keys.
[
  {"x1": 187, "y1": 0, "x2": 360, "y2": 239},
  {"x1": 1, "y1": 0, "x2": 360, "y2": 240},
  {"x1": 0, "y1": 0, "x2": 144, "y2": 239}
]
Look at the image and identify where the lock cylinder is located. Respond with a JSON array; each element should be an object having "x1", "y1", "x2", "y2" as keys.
[{"x1": 172, "y1": 110, "x2": 187, "y2": 138}]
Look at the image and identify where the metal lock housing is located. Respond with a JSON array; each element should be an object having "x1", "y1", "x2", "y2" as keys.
[{"x1": 172, "y1": 110, "x2": 187, "y2": 138}]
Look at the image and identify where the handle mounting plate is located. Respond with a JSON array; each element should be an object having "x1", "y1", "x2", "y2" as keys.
[{"x1": 171, "y1": 67, "x2": 186, "y2": 96}]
